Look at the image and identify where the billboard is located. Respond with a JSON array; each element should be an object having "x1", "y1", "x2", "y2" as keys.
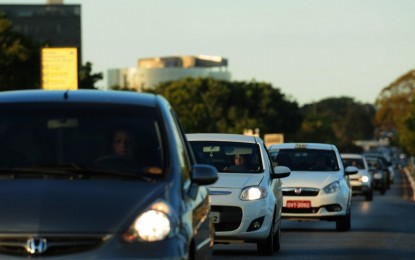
[
  {"x1": 264, "y1": 133, "x2": 284, "y2": 147},
  {"x1": 41, "y1": 47, "x2": 78, "y2": 90}
]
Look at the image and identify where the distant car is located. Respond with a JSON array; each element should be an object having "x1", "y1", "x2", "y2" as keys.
[
  {"x1": 363, "y1": 151, "x2": 394, "y2": 188},
  {"x1": 364, "y1": 155, "x2": 388, "y2": 195},
  {"x1": 0, "y1": 90, "x2": 218, "y2": 259},
  {"x1": 268, "y1": 143, "x2": 358, "y2": 231},
  {"x1": 341, "y1": 153, "x2": 373, "y2": 201},
  {"x1": 186, "y1": 133, "x2": 290, "y2": 256}
]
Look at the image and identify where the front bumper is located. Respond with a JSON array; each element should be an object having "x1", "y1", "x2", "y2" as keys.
[
  {"x1": 350, "y1": 179, "x2": 371, "y2": 195},
  {"x1": 209, "y1": 189, "x2": 274, "y2": 242},
  {"x1": 281, "y1": 189, "x2": 350, "y2": 220},
  {"x1": 0, "y1": 234, "x2": 198, "y2": 260}
]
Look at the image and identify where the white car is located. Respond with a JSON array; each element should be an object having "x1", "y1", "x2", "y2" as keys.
[
  {"x1": 186, "y1": 133, "x2": 290, "y2": 255},
  {"x1": 268, "y1": 143, "x2": 358, "y2": 231},
  {"x1": 341, "y1": 153, "x2": 374, "y2": 201}
]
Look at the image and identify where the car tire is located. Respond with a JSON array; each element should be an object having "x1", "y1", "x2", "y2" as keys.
[
  {"x1": 365, "y1": 190, "x2": 373, "y2": 201},
  {"x1": 380, "y1": 185, "x2": 386, "y2": 195},
  {"x1": 336, "y1": 209, "x2": 351, "y2": 231},
  {"x1": 257, "y1": 220, "x2": 274, "y2": 255},
  {"x1": 386, "y1": 177, "x2": 391, "y2": 190},
  {"x1": 273, "y1": 220, "x2": 281, "y2": 252}
]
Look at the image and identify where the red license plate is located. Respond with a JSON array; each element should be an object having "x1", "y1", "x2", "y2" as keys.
[{"x1": 286, "y1": 200, "x2": 311, "y2": 208}]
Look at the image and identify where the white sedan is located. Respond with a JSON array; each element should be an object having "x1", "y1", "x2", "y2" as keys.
[
  {"x1": 341, "y1": 153, "x2": 374, "y2": 201},
  {"x1": 186, "y1": 133, "x2": 290, "y2": 255},
  {"x1": 268, "y1": 143, "x2": 358, "y2": 231}
]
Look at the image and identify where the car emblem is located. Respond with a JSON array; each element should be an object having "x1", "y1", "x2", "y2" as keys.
[
  {"x1": 26, "y1": 238, "x2": 48, "y2": 254},
  {"x1": 294, "y1": 188, "x2": 302, "y2": 194}
]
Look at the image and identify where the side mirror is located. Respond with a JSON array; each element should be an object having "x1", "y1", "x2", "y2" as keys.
[
  {"x1": 345, "y1": 166, "x2": 358, "y2": 175},
  {"x1": 272, "y1": 166, "x2": 291, "y2": 179},
  {"x1": 191, "y1": 164, "x2": 218, "y2": 185}
]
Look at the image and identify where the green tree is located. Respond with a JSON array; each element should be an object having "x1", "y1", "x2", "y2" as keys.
[
  {"x1": 0, "y1": 13, "x2": 41, "y2": 90},
  {"x1": 401, "y1": 100, "x2": 415, "y2": 155},
  {"x1": 374, "y1": 69, "x2": 415, "y2": 149},
  {"x1": 79, "y1": 61, "x2": 103, "y2": 89},
  {"x1": 146, "y1": 77, "x2": 302, "y2": 136},
  {"x1": 297, "y1": 97, "x2": 375, "y2": 152}
]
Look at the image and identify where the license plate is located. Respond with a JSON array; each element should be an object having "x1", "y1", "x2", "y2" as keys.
[
  {"x1": 286, "y1": 200, "x2": 311, "y2": 208},
  {"x1": 211, "y1": 212, "x2": 220, "y2": 223}
]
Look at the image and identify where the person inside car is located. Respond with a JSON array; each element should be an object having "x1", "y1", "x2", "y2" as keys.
[
  {"x1": 224, "y1": 153, "x2": 249, "y2": 172},
  {"x1": 112, "y1": 127, "x2": 136, "y2": 159},
  {"x1": 310, "y1": 154, "x2": 330, "y2": 171}
]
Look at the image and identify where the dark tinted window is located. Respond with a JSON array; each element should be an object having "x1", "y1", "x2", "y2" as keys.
[
  {"x1": 269, "y1": 148, "x2": 339, "y2": 171},
  {"x1": 0, "y1": 103, "x2": 165, "y2": 178}
]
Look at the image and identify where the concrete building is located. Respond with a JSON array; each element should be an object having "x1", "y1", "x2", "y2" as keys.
[
  {"x1": 107, "y1": 55, "x2": 231, "y2": 91},
  {"x1": 0, "y1": 0, "x2": 82, "y2": 61}
]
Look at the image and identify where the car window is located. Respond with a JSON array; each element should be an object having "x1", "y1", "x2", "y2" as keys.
[
  {"x1": 342, "y1": 158, "x2": 365, "y2": 169},
  {"x1": 189, "y1": 141, "x2": 263, "y2": 173},
  {"x1": 269, "y1": 148, "x2": 339, "y2": 171},
  {"x1": 0, "y1": 103, "x2": 165, "y2": 179},
  {"x1": 170, "y1": 109, "x2": 192, "y2": 182}
]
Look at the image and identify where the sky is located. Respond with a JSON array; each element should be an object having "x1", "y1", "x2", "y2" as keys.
[{"x1": 2, "y1": 0, "x2": 415, "y2": 105}]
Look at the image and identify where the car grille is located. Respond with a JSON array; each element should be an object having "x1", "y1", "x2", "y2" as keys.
[
  {"x1": 211, "y1": 206, "x2": 242, "y2": 232},
  {"x1": 282, "y1": 207, "x2": 320, "y2": 214},
  {"x1": 282, "y1": 187, "x2": 320, "y2": 196},
  {"x1": 0, "y1": 235, "x2": 107, "y2": 257}
]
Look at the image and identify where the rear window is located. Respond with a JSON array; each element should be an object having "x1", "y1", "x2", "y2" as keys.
[
  {"x1": 269, "y1": 148, "x2": 339, "y2": 171},
  {"x1": 189, "y1": 141, "x2": 263, "y2": 173}
]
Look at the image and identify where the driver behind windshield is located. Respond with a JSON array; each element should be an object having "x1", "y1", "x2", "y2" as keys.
[{"x1": 111, "y1": 127, "x2": 136, "y2": 159}]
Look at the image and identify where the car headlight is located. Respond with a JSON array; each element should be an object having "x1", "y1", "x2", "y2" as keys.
[
  {"x1": 240, "y1": 186, "x2": 267, "y2": 200},
  {"x1": 361, "y1": 176, "x2": 370, "y2": 183},
  {"x1": 123, "y1": 201, "x2": 177, "y2": 242},
  {"x1": 323, "y1": 180, "x2": 340, "y2": 194}
]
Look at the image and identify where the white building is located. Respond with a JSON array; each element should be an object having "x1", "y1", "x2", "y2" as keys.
[{"x1": 107, "y1": 55, "x2": 231, "y2": 91}]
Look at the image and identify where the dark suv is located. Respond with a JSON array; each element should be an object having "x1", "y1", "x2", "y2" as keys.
[{"x1": 0, "y1": 90, "x2": 217, "y2": 259}]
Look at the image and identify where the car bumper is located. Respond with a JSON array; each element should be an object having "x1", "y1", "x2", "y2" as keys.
[
  {"x1": 209, "y1": 190, "x2": 274, "y2": 242},
  {"x1": 281, "y1": 190, "x2": 349, "y2": 220},
  {"x1": 0, "y1": 235, "x2": 204, "y2": 260},
  {"x1": 350, "y1": 180, "x2": 371, "y2": 195}
]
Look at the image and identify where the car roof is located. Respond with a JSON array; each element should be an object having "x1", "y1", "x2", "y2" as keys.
[
  {"x1": 186, "y1": 133, "x2": 259, "y2": 144},
  {"x1": 268, "y1": 142, "x2": 336, "y2": 151},
  {"x1": 0, "y1": 89, "x2": 160, "y2": 107},
  {"x1": 340, "y1": 153, "x2": 364, "y2": 159}
]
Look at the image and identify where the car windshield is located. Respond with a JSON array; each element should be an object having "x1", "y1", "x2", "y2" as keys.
[
  {"x1": 0, "y1": 103, "x2": 165, "y2": 180},
  {"x1": 269, "y1": 148, "x2": 339, "y2": 171},
  {"x1": 189, "y1": 141, "x2": 263, "y2": 173},
  {"x1": 342, "y1": 158, "x2": 365, "y2": 169},
  {"x1": 365, "y1": 157, "x2": 383, "y2": 170}
]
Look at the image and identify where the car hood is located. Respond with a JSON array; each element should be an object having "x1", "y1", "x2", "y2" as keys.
[
  {"x1": 0, "y1": 179, "x2": 166, "y2": 233},
  {"x1": 281, "y1": 171, "x2": 342, "y2": 188},
  {"x1": 209, "y1": 173, "x2": 263, "y2": 189}
]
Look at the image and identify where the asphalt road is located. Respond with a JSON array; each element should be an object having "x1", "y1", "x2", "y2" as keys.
[{"x1": 212, "y1": 169, "x2": 415, "y2": 259}]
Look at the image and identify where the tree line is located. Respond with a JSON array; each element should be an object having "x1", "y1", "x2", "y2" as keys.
[{"x1": 2, "y1": 13, "x2": 415, "y2": 154}]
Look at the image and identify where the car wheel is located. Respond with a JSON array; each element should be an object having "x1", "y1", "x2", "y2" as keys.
[
  {"x1": 336, "y1": 209, "x2": 351, "y2": 231},
  {"x1": 257, "y1": 220, "x2": 274, "y2": 255},
  {"x1": 273, "y1": 220, "x2": 281, "y2": 252},
  {"x1": 386, "y1": 177, "x2": 391, "y2": 189},
  {"x1": 380, "y1": 185, "x2": 386, "y2": 195},
  {"x1": 365, "y1": 190, "x2": 373, "y2": 201}
]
